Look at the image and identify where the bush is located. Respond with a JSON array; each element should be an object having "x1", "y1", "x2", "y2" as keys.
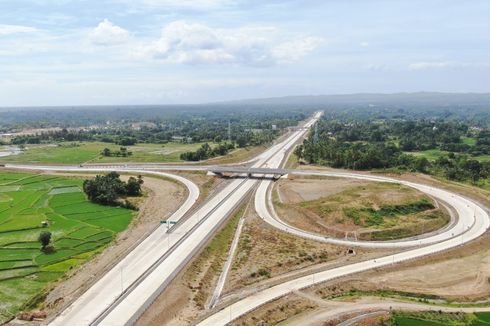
[
  {"x1": 41, "y1": 245, "x2": 56, "y2": 254},
  {"x1": 38, "y1": 231, "x2": 52, "y2": 249}
]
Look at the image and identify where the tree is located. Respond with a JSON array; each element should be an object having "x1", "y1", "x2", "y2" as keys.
[
  {"x1": 102, "y1": 148, "x2": 111, "y2": 157},
  {"x1": 38, "y1": 231, "x2": 52, "y2": 249},
  {"x1": 126, "y1": 176, "x2": 144, "y2": 196}
]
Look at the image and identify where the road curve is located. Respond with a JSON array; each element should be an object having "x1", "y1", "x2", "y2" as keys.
[
  {"x1": 3, "y1": 112, "x2": 321, "y2": 325},
  {"x1": 89, "y1": 112, "x2": 321, "y2": 325},
  {"x1": 258, "y1": 170, "x2": 483, "y2": 248},
  {"x1": 198, "y1": 173, "x2": 490, "y2": 325},
  {"x1": 5, "y1": 166, "x2": 200, "y2": 326},
  {"x1": 289, "y1": 298, "x2": 490, "y2": 326}
]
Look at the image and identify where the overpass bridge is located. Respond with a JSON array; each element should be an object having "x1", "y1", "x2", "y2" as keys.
[{"x1": 209, "y1": 166, "x2": 290, "y2": 179}]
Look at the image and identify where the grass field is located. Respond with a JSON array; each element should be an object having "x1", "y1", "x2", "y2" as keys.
[
  {"x1": 462, "y1": 136, "x2": 477, "y2": 146},
  {"x1": 0, "y1": 141, "x2": 210, "y2": 164},
  {"x1": 392, "y1": 311, "x2": 490, "y2": 325},
  {"x1": 0, "y1": 171, "x2": 135, "y2": 322},
  {"x1": 408, "y1": 149, "x2": 490, "y2": 162}
]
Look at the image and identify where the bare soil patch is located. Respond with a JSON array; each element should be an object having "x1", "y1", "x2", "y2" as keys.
[{"x1": 224, "y1": 211, "x2": 393, "y2": 295}]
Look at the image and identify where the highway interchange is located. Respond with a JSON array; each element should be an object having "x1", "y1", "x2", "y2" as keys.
[{"x1": 5, "y1": 111, "x2": 490, "y2": 326}]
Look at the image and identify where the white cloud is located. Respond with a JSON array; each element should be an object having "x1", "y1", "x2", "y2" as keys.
[
  {"x1": 272, "y1": 37, "x2": 324, "y2": 63},
  {"x1": 408, "y1": 61, "x2": 454, "y2": 70},
  {"x1": 360, "y1": 41, "x2": 369, "y2": 47},
  {"x1": 135, "y1": 21, "x2": 323, "y2": 66},
  {"x1": 407, "y1": 61, "x2": 490, "y2": 71},
  {"x1": 89, "y1": 19, "x2": 129, "y2": 46},
  {"x1": 0, "y1": 24, "x2": 38, "y2": 36},
  {"x1": 141, "y1": 0, "x2": 231, "y2": 8}
]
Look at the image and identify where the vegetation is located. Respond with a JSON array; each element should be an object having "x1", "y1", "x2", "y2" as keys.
[
  {"x1": 38, "y1": 231, "x2": 54, "y2": 253},
  {"x1": 0, "y1": 142, "x2": 212, "y2": 164},
  {"x1": 180, "y1": 142, "x2": 235, "y2": 161},
  {"x1": 390, "y1": 311, "x2": 490, "y2": 326},
  {"x1": 296, "y1": 118, "x2": 490, "y2": 187},
  {"x1": 0, "y1": 171, "x2": 134, "y2": 322},
  {"x1": 101, "y1": 147, "x2": 133, "y2": 157},
  {"x1": 277, "y1": 181, "x2": 448, "y2": 241},
  {"x1": 2, "y1": 108, "x2": 307, "y2": 147},
  {"x1": 184, "y1": 204, "x2": 245, "y2": 309},
  {"x1": 83, "y1": 172, "x2": 143, "y2": 208}
]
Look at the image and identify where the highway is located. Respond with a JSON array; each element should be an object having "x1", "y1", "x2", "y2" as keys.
[
  {"x1": 198, "y1": 171, "x2": 490, "y2": 325},
  {"x1": 2, "y1": 112, "x2": 322, "y2": 325},
  {"x1": 7, "y1": 109, "x2": 489, "y2": 326},
  {"x1": 89, "y1": 111, "x2": 321, "y2": 325}
]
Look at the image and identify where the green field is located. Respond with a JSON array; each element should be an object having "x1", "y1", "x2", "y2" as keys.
[
  {"x1": 0, "y1": 172, "x2": 135, "y2": 322},
  {"x1": 392, "y1": 311, "x2": 490, "y2": 325},
  {"x1": 462, "y1": 137, "x2": 477, "y2": 146},
  {"x1": 0, "y1": 141, "x2": 210, "y2": 164},
  {"x1": 408, "y1": 149, "x2": 490, "y2": 163}
]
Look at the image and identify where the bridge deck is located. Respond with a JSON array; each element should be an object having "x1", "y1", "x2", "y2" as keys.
[{"x1": 209, "y1": 167, "x2": 290, "y2": 176}]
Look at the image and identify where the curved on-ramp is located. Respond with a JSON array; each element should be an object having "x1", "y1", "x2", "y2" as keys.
[
  {"x1": 259, "y1": 171, "x2": 484, "y2": 248},
  {"x1": 4, "y1": 165, "x2": 200, "y2": 326},
  {"x1": 198, "y1": 172, "x2": 490, "y2": 325}
]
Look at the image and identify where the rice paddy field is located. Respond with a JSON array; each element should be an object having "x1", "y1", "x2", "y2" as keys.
[
  {"x1": 0, "y1": 171, "x2": 135, "y2": 322},
  {"x1": 0, "y1": 141, "x2": 209, "y2": 164},
  {"x1": 392, "y1": 311, "x2": 490, "y2": 325}
]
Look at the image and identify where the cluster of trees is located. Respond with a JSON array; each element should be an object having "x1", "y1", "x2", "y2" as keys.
[
  {"x1": 296, "y1": 140, "x2": 432, "y2": 171},
  {"x1": 101, "y1": 147, "x2": 133, "y2": 157},
  {"x1": 180, "y1": 142, "x2": 235, "y2": 161},
  {"x1": 6, "y1": 109, "x2": 307, "y2": 149},
  {"x1": 83, "y1": 172, "x2": 143, "y2": 208},
  {"x1": 296, "y1": 118, "x2": 490, "y2": 185},
  {"x1": 313, "y1": 118, "x2": 490, "y2": 156},
  {"x1": 434, "y1": 154, "x2": 489, "y2": 183}
]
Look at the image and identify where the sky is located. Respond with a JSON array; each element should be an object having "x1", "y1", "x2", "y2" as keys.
[{"x1": 0, "y1": 0, "x2": 489, "y2": 106}]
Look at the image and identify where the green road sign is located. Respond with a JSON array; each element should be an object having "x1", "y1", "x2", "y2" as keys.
[{"x1": 160, "y1": 220, "x2": 177, "y2": 225}]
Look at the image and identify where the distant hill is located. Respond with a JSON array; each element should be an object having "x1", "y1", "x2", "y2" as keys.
[
  {"x1": 214, "y1": 92, "x2": 490, "y2": 108},
  {"x1": 1, "y1": 92, "x2": 489, "y2": 128}
]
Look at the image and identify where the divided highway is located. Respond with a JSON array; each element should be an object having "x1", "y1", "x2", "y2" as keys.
[
  {"x1": 9, "y1": 110, "x2": 487, "y2": 326},
  {"x1": 6, "y1": 112, "x2": 321, "y2": 326},
  {"x1": 89, "y1": 112, "x2": 321, "y2": 325}
]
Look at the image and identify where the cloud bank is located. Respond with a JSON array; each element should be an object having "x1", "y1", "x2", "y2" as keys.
[{"x1": 134, "y1": 21, "x2": 323, "y2": 66}]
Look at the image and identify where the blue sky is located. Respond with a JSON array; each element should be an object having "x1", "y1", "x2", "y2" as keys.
[{"x1": 0, "y1": 0, "x2": 489, "y2": 106}]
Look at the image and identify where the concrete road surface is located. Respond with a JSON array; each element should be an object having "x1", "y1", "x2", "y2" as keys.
[{"x1": 198, "y1": 171, "x2": 490, "y2": 325}]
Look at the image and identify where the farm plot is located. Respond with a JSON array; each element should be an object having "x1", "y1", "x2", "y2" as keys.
[{"x1": 0, "y1": 172, "x2": 135, "y2": 323}]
